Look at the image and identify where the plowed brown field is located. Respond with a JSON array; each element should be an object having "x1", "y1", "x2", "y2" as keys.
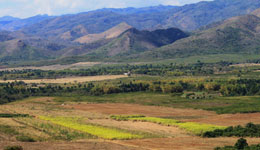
[{"x1": 64, "y1": 103, "x2": 216, "y2": 118}]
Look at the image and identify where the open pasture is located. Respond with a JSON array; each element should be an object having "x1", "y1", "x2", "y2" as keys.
[
  {"x1": 62, "y1": 96, "x2": 260, "y2": 127},
  {"x1": 0, "y1": 75, "x2": 127, "y2": 83},
  {"x1": 58, "y1": 93, "x2": 260, "y2": 114},
  {"x1": 186, "y1": 113, "x2": 260, "y2": 126},
  {"x1": 110, "y1": 115, "x2": 227, "y2": 135},
  {"x1": 63, "y1": 103, "x2": 216, "y2": 118},
  {"x1": 0, "y1": 62, "x2": 102, "y2": 71},
  {"x1": 118, "y1": 137, "x2": 260, "y2": 150}
]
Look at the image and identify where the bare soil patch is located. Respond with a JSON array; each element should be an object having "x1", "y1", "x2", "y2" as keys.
[
  {"x1": 65, "y1": 103, "x2": 216, "y2": 118},
  {"x1": 2, "y1": 98, "x2": 105, "y2": 119},
  {"x1": 87, "y1": 119, "x2": 189, "y2": 138}
]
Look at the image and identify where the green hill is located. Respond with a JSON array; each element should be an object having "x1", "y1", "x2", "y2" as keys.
[
  {"x1": 0, "y1": 39, "x2": 52, "y2": 63},
  {"x1": 87, "y1": 27, "x2": 189, "y2": 58},
  {"x1": 134, "y1": 10, "x2": 260, "y2": 60}
]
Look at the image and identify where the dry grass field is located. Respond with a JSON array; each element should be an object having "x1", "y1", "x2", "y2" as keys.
[
  {"x1": 64, "y1": 103, "x2": 216, "y2": 118},
  {"x1": 0, "y1": 75, "x2": 127, "y2": 84},
  {"x1": 0, "y1": 97, "x2": 260, "y2": 150},
  {"x1": 230, "y1": 63, "x2": 260, "y2": 67},
  {"x1": 0, "y1": 62, "x2": 102, "y2": 71},
  {"x1": 64, "y1": 103, "x2": 260, "y2": 127},
  {"x1": 118, "y1": 137, "x2": 260, "y2": 150},
  {"x1": 186, "y1": 113, "x2": 260, "y2": 126}
]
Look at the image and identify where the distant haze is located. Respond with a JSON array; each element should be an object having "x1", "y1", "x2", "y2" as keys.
[{"x1": 0, "y1": 0, "x2": 212, "y2": 18}]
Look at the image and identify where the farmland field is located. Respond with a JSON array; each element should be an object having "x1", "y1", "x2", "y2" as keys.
[
  {"x1": 0, "y1": 62, "x2": 102, "y2": 71},
  {"x1": 110, "y1": 115, "x2": 227, "y2": 135},
  {"x1": 0, "y1": 75, "x2": 127, "y2": 83},
  {"x1": 1, "y1": 93, "x2": 260, "y2": 150},
  {"x1": 2, "y1": 61, "x2": 260, "y2": 150}
]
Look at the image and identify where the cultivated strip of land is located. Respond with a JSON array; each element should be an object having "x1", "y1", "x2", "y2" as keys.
[{"x1": 0, "y1": 75, "x2": 127, "y2": 83}]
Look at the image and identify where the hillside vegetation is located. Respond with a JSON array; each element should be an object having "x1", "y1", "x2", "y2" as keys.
[
  {"x1": 0, "y1": 25, "x2": 188, "y2": 63},
  {"x1": 74, "y1": 22, "x2": 132, "y2": 44},
  {"x1": 90, "y1": 27, "x2": 189, "y2": 57},
  {"x1": 134, "y1": 9, "x2": 260, "y2": 60},
  {"x1": 0, "y1": 1, "x2": 260, "y2": 65}
]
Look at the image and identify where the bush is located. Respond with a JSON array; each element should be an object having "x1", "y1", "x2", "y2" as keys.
[
  {"x1": 203, "y1": 123, "x2": 260, "y2": 138},
  {"x1": 214, "y1": 146, "x2": 234, "y2": 150},
  {"x1": 16, "y1": 135, "x2": 36, "y2": 142},
  {"x1": 214, "y1": 138, "x2": 255, "y2": 150},
  {"x1": 235, "y1": 138, "x2": 248, "y2": 149},
  {"x1": 4, "y1": 146, "x2": 23, "y2": 150},
  {"x1": 0, "y1": 114, "x2": 29, "y2": 118},
  {"x1": 0, "y1": 125, "x2": 19, "y2": 135}
]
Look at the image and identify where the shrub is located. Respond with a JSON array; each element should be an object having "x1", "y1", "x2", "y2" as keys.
[
  {"x1": 0, "y1": 125, "x2": 19, "y2": 135},
  {"x1": 203, "y1": 123, "x2": 260, "y2": 138},
  {"x1": 110, "y1": 115, "x2": 145, "y2": 121},
  {"x1": 16, "y1": 135, "x2": 36, "y2": 142},
  {"x1": 0, "y1": 114, "x2": 29, "y2": 118},
  {"x1": 235, "y1": 138, "x2": 248, "y2": 150},
  {"x1": 214, "y1": 138, "x2": 256, "y2": 150},
  {"x1": 4, "y1": 146, "x2": 23, "y2": 150}
]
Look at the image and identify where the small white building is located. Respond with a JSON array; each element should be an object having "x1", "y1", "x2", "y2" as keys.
[{"x1": 124, "y1": 72, "x2": 131, "y2": 76}]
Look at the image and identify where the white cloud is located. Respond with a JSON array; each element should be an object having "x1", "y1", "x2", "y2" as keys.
[
  {"x1": 0, "y1": 0, "x2": 212, "y2": 18},
  {"x1": 159, "y1": 0, "x2": 181, "y2": 6}
]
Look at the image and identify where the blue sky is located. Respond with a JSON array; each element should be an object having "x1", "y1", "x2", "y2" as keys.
[{"x1": 0, "y1": 0, "x2": 212, "y2": 18}]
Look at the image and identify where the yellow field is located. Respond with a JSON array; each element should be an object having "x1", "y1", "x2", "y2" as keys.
[
  {"x1": 39, "y1": 116, "x2": 146, "y2": 140},
  {"x1": 0, "y1": 75, "x2": 127, "y2": 84},
  {"x1": 110, "y1": 115, "x2": 227, "y2": 135}
]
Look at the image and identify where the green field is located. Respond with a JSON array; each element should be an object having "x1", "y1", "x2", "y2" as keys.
[
  {"x1": 154, "y1": 54, "x2": 260, "y2": 65},
  {"x1": 39, "y1": 116, "x2": 149, "y2": 140},
  {"x1": 54, "y1": 93, "x2": 260, "y2": 114}
]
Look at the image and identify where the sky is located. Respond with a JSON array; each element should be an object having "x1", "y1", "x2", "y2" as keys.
[{"x1": 0, "y1": 0, "x2": 212, "y2": 18}]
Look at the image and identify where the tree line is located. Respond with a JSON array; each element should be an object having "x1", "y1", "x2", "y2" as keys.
[
  {"x1": 0, "y1": 61, "x2": 233, "y2": 80},
  {"x1": 2, "y1": 78, "x2": 260, "y2": 104}
]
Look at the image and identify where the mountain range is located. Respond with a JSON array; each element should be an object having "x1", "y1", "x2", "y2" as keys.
[
  {"x1": 0, "y1": 15, "x2": 52, "y2": 31},
  {"x1": 2, "y1": 0, "x2": 260, "y2": 32},
  {"x1": 0, "y1": 0, "x2": 260, "y2": 65}
]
